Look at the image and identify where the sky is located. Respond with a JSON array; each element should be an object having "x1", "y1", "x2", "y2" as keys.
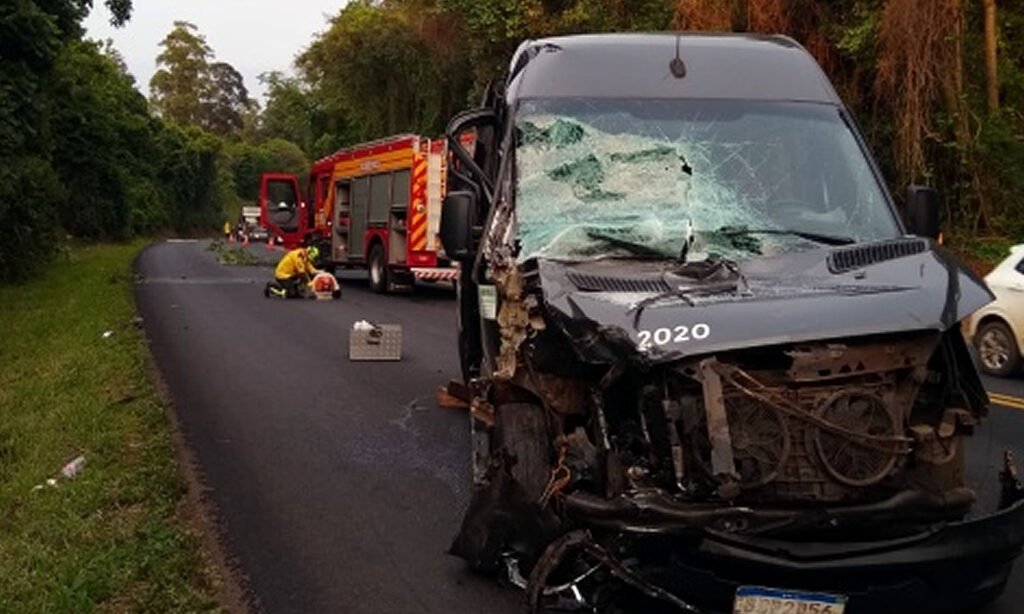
[{"x1": 84, "y1": 0, "x2": 348, "y2": 102}]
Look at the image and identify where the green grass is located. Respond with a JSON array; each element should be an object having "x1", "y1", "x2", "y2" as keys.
[{"x1": 0, "y1": 242, "x2": 218, "y2": 612}]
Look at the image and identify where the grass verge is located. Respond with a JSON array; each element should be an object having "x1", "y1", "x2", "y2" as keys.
[{"x1": 0, "y1": 242, "x2": 218, "y2": 612}]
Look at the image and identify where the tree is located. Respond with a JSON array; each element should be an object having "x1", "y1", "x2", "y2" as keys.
[
  {"x1": 150, "y1": 21, "x2": 213, "y2": 126},
  {"x1": 259, "y1": 72, "x2": 322, "y2": 153},
  {"x1": 204, "y1": 61, "x2": 253, "y2": 135},
  {"x1": 52, "y1": 40, "x2": 162, "y2": 238},
  {"x1": 983, "y1": 0, "x2": 999, "y2": 113},
  {"x1": 298, "y1": 1, "x2": 445, "y2": 140},
  {"x1": 150, "y1": 22, "x2": 254, "y2": 136},
  {"x1": 228, "y1": 139, "x2": 309, "y2": 202},
  {"x1": 0, "y1": 0, "x2": 134, "y2": 281},
  {"x1": 95, "y1": 0, "x2": 133, "y2": 26}
]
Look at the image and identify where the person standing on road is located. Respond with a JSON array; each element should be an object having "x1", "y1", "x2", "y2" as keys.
[
  {"x1": 223, "y1": 221, "x2": 232, "y2": 241},
  {"x1": 270, "y1": 245, "x2": 320, "y2": 298}
]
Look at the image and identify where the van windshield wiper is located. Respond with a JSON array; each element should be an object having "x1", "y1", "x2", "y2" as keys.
[
  {"x1": 715, "y1": 227, "x2": 856, "y2": 246},
  {"x1": 627, "y1": 257, "x2": 743, "y2": 326}
]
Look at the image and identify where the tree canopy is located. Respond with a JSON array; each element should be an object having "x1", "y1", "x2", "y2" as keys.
[
  {"x1": 4, "y1": 0, "x2": 1024, "y2": 282},
  {"x1": 149, "y1": 21, "x2": 255, "y2": 136},
  {"x1": 0, "y1": 3, "x2": 236, "y2": 281},
  {"x1": 283, "y1": 0, "x2": 1024, "y2": 251}
]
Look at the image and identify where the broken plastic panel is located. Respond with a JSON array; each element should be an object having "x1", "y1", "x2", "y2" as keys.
[{"x1": 514, "y1": 99, "x2": 898, "y2": 263}]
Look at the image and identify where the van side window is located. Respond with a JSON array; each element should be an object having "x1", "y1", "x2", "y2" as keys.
[{"x1": 1015, "y1": 256, "x2": 1024, "y2": 275}]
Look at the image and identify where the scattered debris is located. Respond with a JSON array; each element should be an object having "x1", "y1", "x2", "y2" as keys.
[
  {"x1": 32, "y1": 455, "x2": 86, "y2": 492},
  {"x1": 101, "y1": 330, "x2": 113, "y2": 339},
  {"x1": 437, "y1": 380, "x2": 470, "y2": 410},
  {"x1": 60, "y1": 455, "x2": 86, "y2": 479},
  {"x1": 209, "y1": 240, "x2": 260, "y2": 266}
]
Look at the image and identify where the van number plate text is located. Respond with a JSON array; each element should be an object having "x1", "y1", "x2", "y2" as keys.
[
  {"x1": 636, "y1": 323, "x2": 710, "y2": 351},
  {"x1": 733, "y1": 586, "x2": 847, "y2": 614}
]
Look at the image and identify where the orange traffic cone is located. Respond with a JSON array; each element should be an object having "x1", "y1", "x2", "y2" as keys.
[
  {"x1": 265, "y1": 235, "x2": 274, "y2": 251},
  {"x1": 242, "y1": 233, "x2": 249, "y2": 247},
  {"x1": 228, "y1": 233, "x2": 235, "y2": 243}
]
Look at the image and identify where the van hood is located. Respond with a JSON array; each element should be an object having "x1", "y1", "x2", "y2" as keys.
[{"x1": 533, "y1": 239, "x2": 993, "y2": 364}]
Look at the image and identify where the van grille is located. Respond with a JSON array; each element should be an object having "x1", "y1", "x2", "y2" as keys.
[
  {"x1": 828, "y1": 239, "x2": 927, "y2": 274},
  {"x1": 567, "y1": 272, "x2": 671, "y2": 293}
]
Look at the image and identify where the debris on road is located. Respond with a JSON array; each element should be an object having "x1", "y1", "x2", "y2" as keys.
[
  {"x1": 349, "y1": 322, "x2": 402, "y2": 361},
  {"x1": 437, "y1": 380, "x2": 470, "y2": 410}
]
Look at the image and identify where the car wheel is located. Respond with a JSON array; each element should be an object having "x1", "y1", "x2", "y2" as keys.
[
  {"x1": 368, "y1": 243, "x2": 388, "y2": 293},
  {"x1": 976, "y1": 320, "x2": 1020, "y2": 377},
  {"x1": 494, "y1": 403, "x2": 551, "y2": 501}
]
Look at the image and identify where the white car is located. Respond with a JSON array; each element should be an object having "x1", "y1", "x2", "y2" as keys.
[{"x1": 966, "y1": 244, "x2": 1024, "y2": 376}]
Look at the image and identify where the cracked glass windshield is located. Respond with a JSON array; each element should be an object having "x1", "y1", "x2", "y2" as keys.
[{"x1": 514, "y1": 98, "x2": 900, "y2": 262}]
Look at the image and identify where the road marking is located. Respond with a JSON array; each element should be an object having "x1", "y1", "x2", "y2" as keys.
[{"x1": 989, "y1": 392, "x2": 1024, "y2": 411}]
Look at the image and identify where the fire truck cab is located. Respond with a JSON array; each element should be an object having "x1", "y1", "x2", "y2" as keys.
[{"x1": 260, "y1": 134, "x2": 457, "y2": 292}]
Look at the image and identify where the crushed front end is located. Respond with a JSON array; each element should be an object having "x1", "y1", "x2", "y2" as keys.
[{"x1": 451, "y1": 249, "x2": 1024, "y2": 614}]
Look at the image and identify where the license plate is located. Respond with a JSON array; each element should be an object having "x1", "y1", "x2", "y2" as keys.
[{"x1": 733, "y1": 586, "x2": 847, "y2": 614}]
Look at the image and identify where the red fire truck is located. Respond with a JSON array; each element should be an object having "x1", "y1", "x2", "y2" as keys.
[{"x1": 260, "y1": 134, "x2": 458, "y2": 292}]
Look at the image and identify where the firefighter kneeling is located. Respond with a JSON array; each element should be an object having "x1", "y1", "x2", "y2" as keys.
[{"x1": 265, "y1": 246, "x2": 340, "y2": 299}]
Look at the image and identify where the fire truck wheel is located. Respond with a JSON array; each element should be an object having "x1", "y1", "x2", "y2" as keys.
[{"x1": 368, "y1": 243, "x2": 389, "y2": 293}]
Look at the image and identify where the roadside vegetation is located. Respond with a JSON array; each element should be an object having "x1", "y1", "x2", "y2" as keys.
[
  {"x1": 0, "y1": 242, "x2": 217, "y2": 612},
  {"x1": 4, "y1": 1, "x2": 1022, "y2": 285},
  {"x1": 289, "y1": 0, "x2": 1024, "y2": 267}
]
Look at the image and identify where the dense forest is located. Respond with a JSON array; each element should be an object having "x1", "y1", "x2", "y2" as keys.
[{"x1": 2, "y1": 0, "x2": 1022, "y2": 281}]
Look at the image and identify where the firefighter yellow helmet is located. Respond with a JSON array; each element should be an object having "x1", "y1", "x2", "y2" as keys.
[{"x1": 307, "y1": 245, "x2": 320, "y2": 262}]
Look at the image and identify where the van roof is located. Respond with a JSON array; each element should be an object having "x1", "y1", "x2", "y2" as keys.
[{"x1": 507, "y1": 33, "x2": 841, "y2": 104}]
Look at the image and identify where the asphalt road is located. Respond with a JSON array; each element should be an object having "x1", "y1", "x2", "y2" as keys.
[
  {"x1": 136, "y1": 240, "x2": 1024, "y2": 614},
  {"x1": 136, "y1": 240, "x2": 519, "y2": 614}
]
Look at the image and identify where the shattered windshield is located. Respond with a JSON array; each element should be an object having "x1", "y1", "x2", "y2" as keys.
[{"x1": 514, "y1": 98, "x2": 899, "y2": 262}]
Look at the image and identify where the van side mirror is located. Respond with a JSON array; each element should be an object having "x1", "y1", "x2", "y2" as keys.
[
  {"x1": 440, "y1": 191, "x2": 477, "y2": 262},
  {"x1": 905, "y1": 185, "x2": 940, "y2": 240}
]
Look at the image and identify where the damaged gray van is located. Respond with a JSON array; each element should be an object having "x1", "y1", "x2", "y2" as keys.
[{"x1": 440, "y1": 33, "x2": 1024, "y2": 613}]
